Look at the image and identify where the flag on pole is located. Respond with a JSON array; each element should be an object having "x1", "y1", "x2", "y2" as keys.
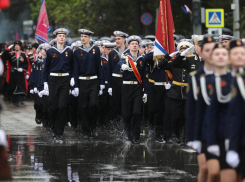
[
  {"x1": 153, "y1": 0, "x2": 175, "y2": 80},
  {"x1": 35, "y1": 0, "x2": 49, "y2": 44},
  {"x1": 181, "y1": 5, "x2": 192, "y2": 14}
]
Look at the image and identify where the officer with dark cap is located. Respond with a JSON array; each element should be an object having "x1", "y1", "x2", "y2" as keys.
[
  {"x1": 43, "y1": 28, "x2": 74, "y2": 141},
  {"x1": 32, "y1": 43, "x2": 39, "y2": 60},
  {"x1": 73, "y1": 29, "x2": 104, "y2": 139},
  {"x1": 119, "y1": 35, "x2": 148, "y2": 144},
  {"x1": 158, "y1": 41, "x2": 194, "y2": 144},
  {"x1": 219, "y1": 35, "x2": 234, "y2": 49},
  {"x1": 172, "y1": 36, "x2": 203, "y2": 73},
  {"x1": 2, "y1": 40, "x2": 29, "y2": 106},
  {"x1": 107, "y1": 31, "x2": 129, "y2": 118}
]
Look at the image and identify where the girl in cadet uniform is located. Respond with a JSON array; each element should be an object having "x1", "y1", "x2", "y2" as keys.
[
  {"x1": 226, "y1": 40, "x2": 245, "y2": 182},
  {"x1": 206, "y1": 43, "x2": 235, "y2": 182},
  {"x1": 188, "y1": 35, "x2": 215, "y2": 182}
]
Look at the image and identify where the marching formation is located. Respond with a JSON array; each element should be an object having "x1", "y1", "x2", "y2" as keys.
[{"x1": 1, "y1": 27, "x2": 245, "y2": 181}]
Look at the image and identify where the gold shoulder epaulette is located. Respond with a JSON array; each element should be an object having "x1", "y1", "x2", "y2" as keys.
[
  {"x1": 236, "y1": 72, "x2": 245, "y2": 77},
  {"x1": 187, "y1": 55, "x2": 195, "y2": 57},
  {"x1": 189, "y1": 70, "x2": 197, "y2": 76}
]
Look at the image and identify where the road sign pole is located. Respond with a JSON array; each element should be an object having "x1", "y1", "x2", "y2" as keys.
[
  {"x1": 193, "y1": 0, "x2": 202, "y2": 35},
  {"x1": 233, "y1": 0, "x2": 240, "y2": 38}
]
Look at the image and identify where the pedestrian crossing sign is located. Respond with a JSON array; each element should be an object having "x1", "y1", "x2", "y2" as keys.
[{"x1": 206, "y1": 9, "x2": 224, "y2": 28}]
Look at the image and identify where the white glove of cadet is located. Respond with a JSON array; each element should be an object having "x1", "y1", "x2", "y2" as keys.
[
  {"x1": 30, "y1": 89, "x2": 34, "y2": 94},
  {"x1": 121, "y1": 64, "x2": 129, "y2": 71},
  {"x1": 44, "y1": 82, "x2": 49, "y2": 91},
  {"x1": 34, "y1": 87, "x2": 38, "y2": 93},
  {"x1": 18, "y1": 68, "x2": 23, "y2": 72},
  {"x1": 99, "y1": 90, "x2": 103, "y2": 96},
  {"x1": 108, "y1": 88, "x2": 112, "y2": 96},
  {"x1": 100, "y1": 85, "x2": 105, "y2": 91},
  {"x1": 45, "y1": 90, "x2": 49, "y2": 96},
  {"x1": 180, "y1": 45, "x2": 194, "y2": 56},
  {"x1": 38, "y1": 91, "x2": 43, "y2": 98},
  {"x1": 26, "y1": 75, "x2": 29, "y2": 80},
  {"x1": 74, "y1": 88, "x2": 79, "y2": 97},
  {"x1": 169, "y1": 51, "x2": 179, "y2": 58},
  {"x1": 226, "y1": 150, "x2": 240, "y2": 168},
  {"x1": 192, "y1": 140, "x2": 202, "y2": 153},
  {"x1": 187, "y1": 141, "x2": 194, "y2": 149},
  {"x1": 165, "y1": 82, "x2": 171, "y2": 90},
  {"x1": 70, "y1": 77, "x2": 75, "y2": 87},
  {"x1": 8, "y1": 44, "x2": 14, "y2": 50},
  {"x1": 142, "y1": 94, "x2": 147, "y2": 103},
  {"x1": 207, "y1": 145, "x2": 220, "y2": 157}
]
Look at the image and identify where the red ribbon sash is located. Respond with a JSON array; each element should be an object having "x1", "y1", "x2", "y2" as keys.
[{"x1": 128, "y1": 56, "x2": 142, "y2": 85}]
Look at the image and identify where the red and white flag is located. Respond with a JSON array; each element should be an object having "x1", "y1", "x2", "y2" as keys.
[{"x1": 35, "y1": 0, "x2": 49, "y2": 44}]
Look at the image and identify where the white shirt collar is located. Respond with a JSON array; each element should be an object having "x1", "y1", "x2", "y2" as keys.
[{"x1": 204, "y1": 66, "x2": 214, "y2": 75}]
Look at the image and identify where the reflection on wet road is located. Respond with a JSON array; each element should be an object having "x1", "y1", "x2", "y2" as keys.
[{"x1": 2, "y1": 101, "x2": 198, "y2": 181}]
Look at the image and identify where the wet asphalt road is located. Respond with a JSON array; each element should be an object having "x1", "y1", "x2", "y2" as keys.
[{"x1": 0, "y1": 101, "x2": 198, "y2": 182}]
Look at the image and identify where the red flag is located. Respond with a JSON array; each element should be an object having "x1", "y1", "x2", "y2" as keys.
[
  {"x1": 153, "y1": 0, "x2": 175, "y2": 81},
  {"x1": 0, "y1": 0, "x2": 10, "y2": 9},
  {"x1": 35, "y1": 0, "x2": 49, "y2": 44}
]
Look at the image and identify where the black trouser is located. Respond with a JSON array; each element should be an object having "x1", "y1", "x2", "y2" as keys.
[
  {"x1": 49, "y1": 76, "x2": 70, "y2": 135},
  {"x1": 41, "y1": 95, "x2": 49, "y2": 127},
  {"x1": 34, "y1": 93, "x2": 43, "y2": 121},
  {"x1": 69, "y1": 94, "x2": 78, "y2": 129},
  {"x1": 170, "y1": 98, "x2": 185, "y2": 138},
  {"x1": 148, "y1": 84, "x2": 166, "y2": 136},
  {"x1": 163, "y1": 95, "x2": 172, "y2": 138},
  {"x1": 78, "y1": 79, "x2": 100, "y2": 135},
  {"x1": 122, "y1": 84, "x2": 143, "y2": 140},
  {"x1": 111, "y1": 76, "x2": 123, "y2": 116}
]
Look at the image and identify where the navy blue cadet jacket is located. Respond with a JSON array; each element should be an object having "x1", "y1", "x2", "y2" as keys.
[
  {"x1": 101, "y1": 55, "x2": 109, "y2": 82},
  {"x1": 185, "y1": 66, "x2": 205, "y2": 142},
  {"x1": 37, "y1": 57, "x2": 46, "y2": 91},
  {"x1": 118, "y1": 52, "x2": 149, "y2": 94},
  {"x1": 43, "y1": 45, "x2": 73, "y2": 83},
  {"x1": 29, "y1": 60, "x2": 38, "y2": 90},
  {"x1": 228, "y1": 72, "x2": 245, "y2": 152},
  {"x1": 73, "y1": 44, "x2": 105, "y2": 87},
  {"x1": 144, "y1": 52, "x2": 167, "y2": 82},
  {"x1": 107, "y1": 47, "x2": 129, "y2": 88},
  {"x1": 193, "y1": 70, "x2": 214, "y2": 142},
  {"x1": 207, "y1": 73, "x2": 233, "y2": 146}
]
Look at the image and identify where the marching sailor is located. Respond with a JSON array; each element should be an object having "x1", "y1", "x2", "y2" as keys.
[
  {"x1": 43, "y1": 28, "x2": 74, "y2": 141},
  {"x1": 119, "y1": 35, "x2": 148, "y2": 144}
]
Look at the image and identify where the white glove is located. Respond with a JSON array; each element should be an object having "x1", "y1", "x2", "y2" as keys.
[
  {"x1": 30, "y1": 89, "x2": 34, "y2": 94},
  {"x1": 38, "y1": 91, "x2": 43, "y2": 98},
  {"x1": 169, "y1": 51, "x2": 179, "y2": 58},
  {"x1": 108, "y1": 88, "x2": 112, "y2": 96},
  {"x1": 121, "y1": 64, "x2": 129, "y2": 71},
  {"x1": 165, "y1": 82, "x2": 171, "y2": 90},
  {"x1": 71, "y1": 90, "x2": 75, "y2": 96},
  {"x1": 26, "y1": 75, "x2": 29, "y2": 80},
  {"x1": 180, "y1": 45, "x2": 194, "y2": 56},
  {"x1": 100, "y1": 85, "x2": 105, "y2": 91},
  {"x1": 74, "y1": 88, "x2": 79, "y2": 97},
  {"x1": 44, "y1": 82, "x2": 48, "y2": 91},
  {"x1": 70, "y1": 78, "x2": 75, "y2": 87},
  {"x1": 192, "y1": 140, "x2": 202, "y2": 153},
  {"x1": 8, "y1": 44, "x2": 14, "y2": 50},
  {"x1": 187, "y1": 141, "x2": 193, "y2": 148},
  {"x1": 18, "y1": 68, "x2": 23, "y2": 72},
  {"x1": 34, "y1": 87, "x2": 38, "y2": 93},
  {"x1": 98, "y1": 90, "x2": 103, "y2": 96},
  {"x1": 142, "y1": 94, "x2": 147, "y2": 103},
  {"x1": 226, "y1": 150, "x2": 240, "y2": 168},
  {"x1": 0, "y1": 129, "x2": 8, "y2": 147},
  {"x1": 207, "y1": 145, "x2": 220, "y2": 157},
  {"x1": 45, "y1": 90, "x2": 49, "y2": 96}
]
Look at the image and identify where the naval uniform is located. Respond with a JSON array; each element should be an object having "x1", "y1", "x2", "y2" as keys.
[
  {"x1": 73, "y1": 44, "x2": 104, "y2": 137},
  {"x1": 144, "y1": 52, "x2": 167, "y2": 139},
  {"x1": 158, "y1": 53, "x2": 188, "y2": 142},
  {"x1": 43, "y1": 45, "x2": 73, "y2": 136},
  {"x1": 207, "y1": 72, "x2": 233, "y2": 170},
  {"x1": 107, "y1": 47, "x2": 129, "y2": 116},
  {"x1": 119, "y1": 52, "x2": 149, "y2": 142}
]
